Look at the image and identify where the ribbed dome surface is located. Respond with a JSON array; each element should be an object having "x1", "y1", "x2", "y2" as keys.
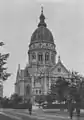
[{"x1": 30, "y1": 26, "x2": 54, "y2": 44}]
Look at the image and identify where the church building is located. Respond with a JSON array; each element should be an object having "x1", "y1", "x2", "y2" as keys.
[{"x1": 15, "y1": 8, "x2": 71, "y2": 100}]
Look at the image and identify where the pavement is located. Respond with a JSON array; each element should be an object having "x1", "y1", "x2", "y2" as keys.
[{"x1": 0, "y1": 107, "x2": 84, "y2": 120}]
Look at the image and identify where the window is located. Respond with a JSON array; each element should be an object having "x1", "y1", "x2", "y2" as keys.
[
  {"x1": 46, "y1": 43, "x2": 48, "y2": 47},
  {"x1": 45, "y1": 52, "x2": 49, "y2": 61},
  {"x1": 39, "y1": 90, "x2": 41, "y2": 94},
  {"x1": 36, "y1": 90, "x2": 38, "y2": 94},
  {"x1": 51, "y1": 54, "x2": 54, "y2": 63},
  {"x1": 58, "y1": 68, "x2": 61, "y2": 72},
  {"x1": 38, "y1": 52, "x2": 43, "y2": 62},
  {"x1": 32, "y1": 52, "x2": 36, "y2": 59}
]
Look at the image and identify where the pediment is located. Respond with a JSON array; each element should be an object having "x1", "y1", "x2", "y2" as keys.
[{"x1": 50, "y1": 62, "x2": 69, "y2": 76}]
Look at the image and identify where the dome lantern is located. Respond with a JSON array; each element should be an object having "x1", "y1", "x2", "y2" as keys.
[{"x1": 38, "y1": 6, "x2": 47, "y2": 27}]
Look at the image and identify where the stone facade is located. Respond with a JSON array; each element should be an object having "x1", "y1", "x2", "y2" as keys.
[{"x1": 15, "y1": 8, "x2": 71, "y2": 100}]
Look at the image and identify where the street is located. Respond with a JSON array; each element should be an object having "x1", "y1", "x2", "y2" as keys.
[{"x1": 0, "y1": 108, "x2": 84, "y2": 120}]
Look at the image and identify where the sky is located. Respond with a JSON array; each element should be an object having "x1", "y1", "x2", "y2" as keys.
[{"x1": 0, "y1": 0, "x2": 84, "y2": 97}]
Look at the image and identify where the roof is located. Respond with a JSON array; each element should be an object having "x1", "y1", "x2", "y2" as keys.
[
  {"x1": 50, "y1": 59, "x2": 70, "y2": 76},
  {"x1": 30, "y1": 9, "x2": 54, "y2": 44},
  {"x1": 30, "y1": 26, "x2": 54, "y2": 44},
  {"x1": 16, "y1": 67, "x2": 31, "y2": 82}
]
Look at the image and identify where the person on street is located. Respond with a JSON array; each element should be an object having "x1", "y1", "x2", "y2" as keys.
[
  {"x1": 76, "y1": 99, "x2": 81, "y2": 120},
  {"x1": 68, "y1": 98, "x2": 74, "y2": 119},
  {"x1": 28, "y1": 98, "x2": 32, "y2": 115},
  {"x1": 76, "y1": 107, "x2": 80, "y2": 120}
]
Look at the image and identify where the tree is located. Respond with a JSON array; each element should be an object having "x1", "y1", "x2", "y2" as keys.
[
  {"x1": 35, "y1": 95, "x2": 45, "y2": 107},
  {"x1": 10, "y1": 93, "x2": 22, "y2": 104},
  {"x1": 1, "y1": 96, "x2": 10, "y2": 108},
  {"x1": 0, "y1": 42, "x2": 11, "y2": 81},
  {"x1": 69, "y1": 71, "x2": 83, "y2": 102},
  {"x1": 46, "y1": 93, "x2": 54, "y2": 104},
  {"x1": 50, "y1": 72, "x2": 83, "y2": 103},
  {"x1": 50, "y1": 77, "x2": 70, "y2": 102}
]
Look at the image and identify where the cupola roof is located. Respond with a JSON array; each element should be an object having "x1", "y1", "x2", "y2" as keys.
[{"x1": 30, "y1": 7, "x2": 54, "y2": 44}]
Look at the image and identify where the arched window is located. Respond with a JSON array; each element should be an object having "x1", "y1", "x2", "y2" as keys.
[
  {"x1": 51, "y1": 53, "x2": 55, "y2": 63},
  {"x1": 32, "y1": 52, "x2": 36, "y2": 60},
  {"x1": 36, "y1": 90, "x2": 38, "y2": 94},
  {"x1": 39, "y1": 90, "x2": 41, "y2": 94},
  {"x1": 38, "y1": 52, "x2": 43, "y2": 62},
  {"x1": 45, "y1": 52, "x2": 49, "y2": 61}
]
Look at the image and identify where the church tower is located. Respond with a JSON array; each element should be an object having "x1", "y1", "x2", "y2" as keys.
[{"x1": 28, "y1": 7, "x2": 57, "y2": 69}]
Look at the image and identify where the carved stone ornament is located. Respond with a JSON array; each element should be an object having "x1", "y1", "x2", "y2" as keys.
[{"x1": 30, "y1": 43, "x2": 54, "y2": 50}]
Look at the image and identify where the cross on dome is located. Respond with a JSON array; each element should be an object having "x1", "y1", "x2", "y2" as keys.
[{"x1": 41, "y1": 6, "x2": 43, "y2": 14}]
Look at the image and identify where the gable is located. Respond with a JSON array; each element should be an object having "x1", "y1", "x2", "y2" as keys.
[{"x1": 50, "y1": 62, "x2": 69, "y2": 77}]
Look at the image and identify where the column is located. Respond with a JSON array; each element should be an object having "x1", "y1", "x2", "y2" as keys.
[
  {"x1": 44, "y1": 73, "x2": 47, "y2": 95},
  {"x1": 36, "y1": 52, "x2": 38, "y2": 63},
  {"x1": 49, "y1": 73, "x2": 51, "y2": 90},
  {"x1": 50, "y1": 51, "x2": 52, "y2": 64},
  {"x1": 43, "y1": 52, "x2": 45, "y2": 65},
  {"x1": 31, "y1": 75, "x2": 34, "y2": 91}
]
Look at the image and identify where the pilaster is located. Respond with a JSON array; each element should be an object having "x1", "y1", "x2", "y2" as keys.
[
  {"x1": 43, "y1": 52, "x2": 45, "y2": 65},
  {"x1": 48, "y1": 73, "x2": 51, "y2": 90},
  {"x1": 44, "y1": 74, "x2": 47, "y2": 95}
]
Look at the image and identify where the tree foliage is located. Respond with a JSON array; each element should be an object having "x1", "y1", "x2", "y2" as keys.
[
  {"x1": 50, "y1": 77, "x2": 70, "y2": 102},
  {"x1": 50, "y1": 73, "x2": 84, "y2": 103},
  {"x1": 0, "y1": 42, "x2": 11, "y2": 81},
  {"x1": 10, "y1": 93, "x2": 23, "y2": 104},
  {"x1": 0, "y1": 96, "x2": 10, "y2": 107}
]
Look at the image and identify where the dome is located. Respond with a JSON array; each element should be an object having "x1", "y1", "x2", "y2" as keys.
[
  {"x1": 30, "y1": 7, "x2": 54, "y2": 44},
  {"x1": 30, "y1": 26, "x2": 54, "y2": 44}
]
